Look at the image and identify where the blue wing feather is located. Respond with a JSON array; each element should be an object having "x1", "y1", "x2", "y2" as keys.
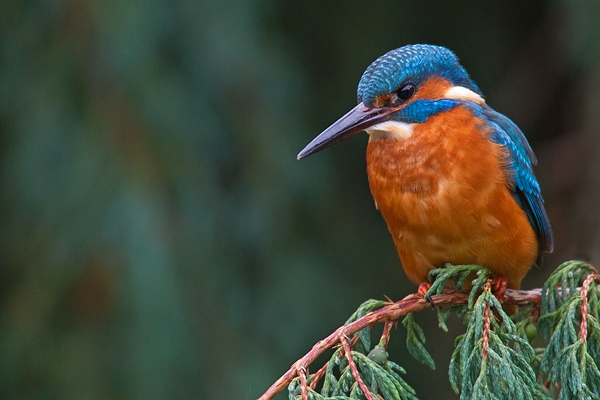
[{"x1": 481, "y1": 108, "x2": 554, "y2": 252}]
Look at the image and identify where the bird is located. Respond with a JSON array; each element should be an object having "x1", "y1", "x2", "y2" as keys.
[{"x1": 297, "y1": 44, "x2": 553, "y2": 296}]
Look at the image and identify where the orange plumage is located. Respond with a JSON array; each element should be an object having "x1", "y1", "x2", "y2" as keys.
[{"x1": 366, "y1": 106, "x2": 537, "y2": 289}]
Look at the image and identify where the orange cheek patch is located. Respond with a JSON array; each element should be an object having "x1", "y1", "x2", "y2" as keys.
[{"x1": 412, "y1": 76, "x2": 453, "y2": 101}]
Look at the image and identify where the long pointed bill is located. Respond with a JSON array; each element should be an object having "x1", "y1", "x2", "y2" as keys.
[{"x1": 297, "y1": 102, "x2": 396, "y2": 160}]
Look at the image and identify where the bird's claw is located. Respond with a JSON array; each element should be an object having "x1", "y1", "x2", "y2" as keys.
[
  {"x1": 492, "y1": 276, "x2": 508, "y2": 304},
  {"x1": 417, "y1": 281, "x2": 435, "y2": 307}
]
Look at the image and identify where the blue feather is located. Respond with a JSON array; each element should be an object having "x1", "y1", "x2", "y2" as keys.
[
  {"x1": 478, "y1": 106, "x2": 554, "y2": 252},
  {"x1": 392, "y1": 99, "x2": 462, "y2": 123}
]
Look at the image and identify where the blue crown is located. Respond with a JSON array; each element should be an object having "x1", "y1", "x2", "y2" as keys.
[{"x1": 357, "y1": 44, "x2": 482, "y2": 107}]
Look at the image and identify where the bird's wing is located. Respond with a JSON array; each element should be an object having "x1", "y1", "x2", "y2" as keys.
[{"x1": 481, "y1": 108, "x2": 554, "y2": 252}]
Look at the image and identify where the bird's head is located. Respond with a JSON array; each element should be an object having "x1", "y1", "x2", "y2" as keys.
[{"x1": 297, "y1": 44, "x2": 485, "y2": 159}]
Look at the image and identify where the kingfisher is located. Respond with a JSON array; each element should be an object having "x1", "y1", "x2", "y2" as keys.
[{"x1": 298, "y1": 44, "x2": 553, "y2": 295}]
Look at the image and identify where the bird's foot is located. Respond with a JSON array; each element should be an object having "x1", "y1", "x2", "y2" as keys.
[
  {"x1": 417, "y1": 281, "x2": 431, "y2": 297},
  {"x1": 492, "y1": 276, "x2": 508, "y2": 304},
  {"x1": 417, "y1": 281, "x2": 435, "y2": 307}
]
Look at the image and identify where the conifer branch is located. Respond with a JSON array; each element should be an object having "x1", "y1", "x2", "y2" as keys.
[
  {"x1": 259, "y1": 286, "x2": 543, "y2": 400},
  {"x1": 539, "y1": 262, "x2": 600, "y2": 398}
]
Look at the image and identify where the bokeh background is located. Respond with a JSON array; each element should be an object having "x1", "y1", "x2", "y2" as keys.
[{"x1": 1, "y1": 1, "x2": 599, "y2": 399}]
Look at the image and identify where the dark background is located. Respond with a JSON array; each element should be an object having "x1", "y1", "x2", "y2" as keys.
[{"x1": 1, "y1": 1, "x2": 599, "y2": 399}]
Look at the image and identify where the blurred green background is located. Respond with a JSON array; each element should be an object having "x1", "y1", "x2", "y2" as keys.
[{"x1": 1, "y1": 1, "x2": 599, "y2": 399}]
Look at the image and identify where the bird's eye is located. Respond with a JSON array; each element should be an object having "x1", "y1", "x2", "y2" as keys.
[{"x1": 396, "y1": 83, "x2": 415, "y2": 102}]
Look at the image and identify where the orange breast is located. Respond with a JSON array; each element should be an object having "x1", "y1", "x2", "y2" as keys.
[{"x1": 366, "y1": 106, "x2": 538, "y2": 288}]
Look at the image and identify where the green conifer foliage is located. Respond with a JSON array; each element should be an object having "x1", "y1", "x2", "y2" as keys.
[{"x1": 274, "y1": 261, "x2": 600, "y2": 400}]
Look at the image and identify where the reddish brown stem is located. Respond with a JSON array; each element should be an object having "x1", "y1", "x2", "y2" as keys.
[
  {"x1": 341, "y1": 335, "x2": 376, "y2": 400},
  {"x1": 580, "y1": 273, "x2": 600, "y2": 342},
  {"x1": 481, "y1": 282, "x2": 492, "y2": 360},
  {"x1": 297, "y1": 366, "x2": 308, "y2": 400},
  {"x1": 309, "y1": 363, "x2": 328, "y2": 390},
  {"x1": 380, "y1": 320, "x2": 394, "y2": 348}
]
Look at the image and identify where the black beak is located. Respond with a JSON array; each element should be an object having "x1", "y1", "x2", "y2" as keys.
[{"x1": 297, "y1": 102, "x2": 396, "y2": 160}]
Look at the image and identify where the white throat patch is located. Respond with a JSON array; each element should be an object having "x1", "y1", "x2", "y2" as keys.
[
  {"x1": 444, "y1": 86, "x2": 486, "y2": 105},
  {"x1": 366, "y1": 120, "x2": 414, "y2": 142}
]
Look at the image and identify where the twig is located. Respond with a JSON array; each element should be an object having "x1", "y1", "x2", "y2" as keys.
[
  {"x1": 380, "y1": 320, "x2": 394, "y2": 348},
  {"x1": 341, "y1": 334, "x2": 376, "y2": 400},
  {"x1": 259, "y1": 287, "x2": 543, "y2": 400},
  {"x1": 297, "y1": 366, "x2": 308, "y2": 400},
  {"x1": 481, "y1": 281, "x2": 492, "y2": 360},
  {"x1": 579, "y1": 273, "x2": 600, "y2": 341},
  {"x1": 308, "y1": 363, "x2": 327, "y2": 390}
]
